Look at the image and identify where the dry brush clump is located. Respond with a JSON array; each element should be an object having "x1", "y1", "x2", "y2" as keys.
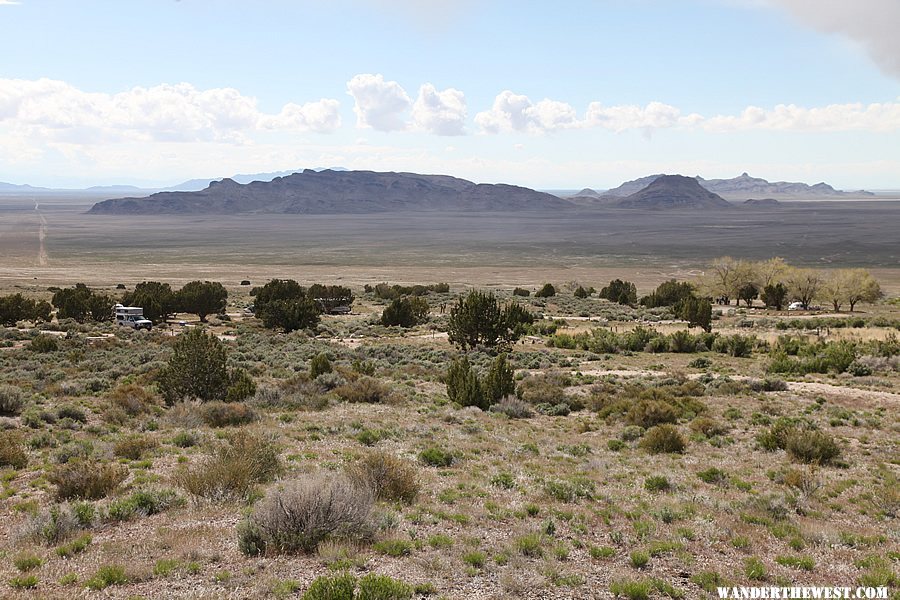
[
  {"x1": 0, "y1": 384, "x2": 26, "y2": 416},
  {"x1": 0, "y1": 429, "x2": 28, "y2": 469},
  {"x1": 48, "y1": 459, "x2": 129, "y2": 500},
  {"x1": 238, "y1": 473, "x2": 375, "y2": 556},
  {"x1": 345, "y1": 450, "x2": 420, "y2": 504},
  {"x1": 174, "y1": 429, "x2": 280, "y2": 502}
]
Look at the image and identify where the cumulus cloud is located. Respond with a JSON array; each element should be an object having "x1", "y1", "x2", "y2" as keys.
[
  {"x1": 0, "y1": 78, "x2": 341, "y2": 143},
  {"x1": 474, "y1": 91, "x2": 579, "y2": 134},
  {"x1": 702, "y1": 101, "x2": 900, "y2": 132},
  {"x1": 475, "y1": 90, "x2": 900, "y2": 135},
  {"x1": 346, "y1": 73, "x2": 411, "y2": 132},
  {"x1": 767, "y1": 0, "x2": 900, "y2": 79},
  {"x1": 411, "y1": 83, "x2": 466, "y2": 135}
]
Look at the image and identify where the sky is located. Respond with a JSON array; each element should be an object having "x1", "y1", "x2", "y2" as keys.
[{"x1": 1, "y1": 0, "x2": 899, "y2": 189}]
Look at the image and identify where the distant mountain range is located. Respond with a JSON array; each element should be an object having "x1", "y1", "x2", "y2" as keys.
[
  {"x1": 0, "y1": 167, "x2": 346, "y2": 196},
  {"x1": 576, "y1": 173, "x2": 874, "y2": 200},
  {"x1": 88, "y1": 170, "x2": 573, "y2": 215}
]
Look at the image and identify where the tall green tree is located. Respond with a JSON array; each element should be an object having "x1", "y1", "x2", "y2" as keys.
[
  {"x1": 157, "y1": 327, "x2": 253, "y2": 405},
  {"x1": 52, "y1": 284, "x2": 112, "y2": 323},
  {"x1": 256, "y1": 297, "x2": 321, "y2": 332},
  {"x1": 484, "y1": 354, "x2": 515, "y2": 404},
  {"x1": 122, "y1": 281, "x2": 175, "y2": 323},
  {"x1": 599, "y1": 279, "x2": 638, "y2": 305},
  {"x1": 676, "y1": 295, "x2": 712, "y2": 333},
  {"x1": 447, "y1": 291, "x2": 532, "y2": 351},
  {"x1": 380, "y1": 297, "x2": 429, "y2": 327},
  {"x1": 445, "y1": 356, "x2": 487, "y2": 410},
  {"x1": 175, "y1": 281, "x2": 227, "y2": 323}
]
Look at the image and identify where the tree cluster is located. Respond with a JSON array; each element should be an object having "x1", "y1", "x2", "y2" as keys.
[
  {"x1": 252, "y1": 278, "x2": 322, "y2": 332},
  {"x1": 701, "y1": 257, "x2": 882, "y2": 311},
  {"x1": 598, "y1": 279, "x2": 638, "y2": 306},
  {"x1": 365, "y1": 282, "x2": 449, "y2": 300},
  {"x1": 380, "y1": 296, "x2": 430, "y2": 328},
  {"x1": 52, "y1": 284, "x2": 114, "y2": 323},
  {"x1": 0, "y1": 294, "x2": 52, "y2": 326}
]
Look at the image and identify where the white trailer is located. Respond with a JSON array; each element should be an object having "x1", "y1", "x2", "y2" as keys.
[{"x1": 113, "y1": 304, "x2": 152, "y2": 331}]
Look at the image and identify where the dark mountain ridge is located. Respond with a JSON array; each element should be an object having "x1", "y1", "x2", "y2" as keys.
[
  {"x1": 88, "y1": 169, "x2": 573, "y2": 215},
  {"x1": 613, "y1": 175, "x2": 732, "y2": 210}
]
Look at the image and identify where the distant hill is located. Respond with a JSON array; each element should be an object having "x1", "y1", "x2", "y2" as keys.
[
  {"x1": 88, "y1": 170, "x2": 574, "y2": 215},
  {"x1": 612, "y1": 175, "x2": 732, "y2": 210},
  {"x1": 601, "y1": 173, "x2": 873, "y2": 199}
]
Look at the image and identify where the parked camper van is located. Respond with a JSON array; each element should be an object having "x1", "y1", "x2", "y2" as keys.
[{"x1": 113, "y1": 304, "x2": 152, "y2": 330}]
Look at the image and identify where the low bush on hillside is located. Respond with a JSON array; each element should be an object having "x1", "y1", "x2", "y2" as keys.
[
  {"x1": 0, "y1": 384, "x2": 26, "y2": 416},
  {"x1": 346, "y1": 450, "x2": 420, "y2": 504},
  {"x1": 48, "y1": 460, "x2": 128, "y2": 500},
  {"x1": 0, "y1": 430, "x2": 28, "y2": 469},
  {"x1": 238, "y1": 474, "x2": 374, "y2": 556},
  {"x1": 639, "y1": 425, "x2": 686, "y2": 454},
  {"x1": 175, "y1": 430, "x2": 280, "y2": 502}
]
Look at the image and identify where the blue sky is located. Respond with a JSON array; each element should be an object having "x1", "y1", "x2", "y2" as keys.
[{"x1": 1, "y1": 0, "x2": 898, "y2": 189}]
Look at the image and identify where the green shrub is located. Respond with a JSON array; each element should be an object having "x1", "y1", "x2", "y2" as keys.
[
  {"x1": 483, "y1": 353, "x2": 515, "y2": 405},
  {"x1": 514, "y1": 532, "x2": 544, "y2": 557},
  {"x1": 171, "y1": 430, "x2": 200, "y2": 448},
  {"x1": 609, "y1": 578, "x2": 653, "y2": 599},
  {"x1": 13, "y1": 553, "x2": 43, "y2": 572},
  {"x1": 48, "y1": 460, "x2": 128, "y2": 500},
  {"x1": 55, "y1": 533, "x2": 92, "y2": 558},
  {"x1": 346, "y1": 451, "x2": 420, "y2": 504},
  {"x1": 302, "y1": 573, "x2": 356, "y2": 600},
  {"x1": 310, "y1": 353, "x2": 333, "y2": 379},
  {"x1": 0, "y1": 385, "x2": 26, "y2": 416},
  {"x1": 106, "y1": 488, "x2": 183, "y2": 521},
  {"x1": 544, "y1": 477, "x2": 595, "y2": 502},
  {"x1": 238, "y1": 474, "x2": 374, "y2": 556},
  {"x1": 644, "y1": 476, "x2": 671, "y2": 492},
  {"x1": 462, "y1": 550, "x2": 486, "y2": 568},
  {"x1": 535, "y1": 283, "x2": 556, "y2": 298},
  {"x1": 380, "y1": 297, "x2": 429, "y2": 328},
  {"x1": 697, "y1": 467, "x2": 728, "y2": 485},
  {"x1": 31, "y1": 333, "x2": 59, "y2": 353},
  {"x1": 630, "y1": 550, "x2": 650, "y2": 568},
  {"x1": 785, "y1": 430, "x2": 841, "y2": 465},
  {"x1": 419, "y1": 446, "x2": 454, "y2": 468},
  {"x1": 84, "y1": 564, "x2": 128, "y2": 590},
  {"x1": 0, "y1": 430, "x2": 28, "y2": 469},
  {"x1": 744, "y1": 556, "x2": 767, "y2": 581},
  {"x1": 690, "y1": 571, "x2": 727, "y2": 593},
  {"x1": 157, "y1": 327, "x2": 233, "y2": 404},
  {"x1": 775, "y1": 554, "x2": 815, "y2": 571},
  {"x1": 357, "y1": 573, "x2": 413, "y2": 600},
  {"x1": 373, "y1": 538, "x2": 413, "y2": 557},
  {"x1": 8, "y1": 574, "x2": 38, "y2": 589},
  {"x1": 689, "y1": 416, "x2": 727, "y2": 438},
  {"x1": 639, "y1": 425, "x2": 686, "y2": 454},
  {"x1": 16, "y1": 504, "x2": 81, "y2": 545}
]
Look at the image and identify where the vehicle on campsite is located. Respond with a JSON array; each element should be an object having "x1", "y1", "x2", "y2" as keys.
[
  {"x1": 787, "y1": 301, "x2": 805, "y2": 311},
  {"x1": 113, "y1": 303, "x2": 152, "y2": 330}
]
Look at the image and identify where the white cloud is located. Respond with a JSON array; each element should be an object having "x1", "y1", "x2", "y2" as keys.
[
  {"x1": 702, "y1": 101, "x2": 900, "y2": 132},
  {"x1": 346, "y1": 73, "x2": 411, "y2": 132},
  {"x1": 411, "y1": 83, "x2": 466, "y2": 135},
  {"x1": 0, "y1": 1, "x2": 21, "y2": 5},
  {"x1": 767, "y1": 0, "x2": 900, "y2": 79},
  {"x1": 474, "y1": 91, "x2": 579, "y2": 134},
  {"x1": 476, "y1": 90, "x2": 900, "y2": 135},
  {"x1": 0, "y1": 78, "x2": 341, "y2": 144}
]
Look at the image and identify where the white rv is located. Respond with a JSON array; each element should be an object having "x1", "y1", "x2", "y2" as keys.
[{"x1": 113, "y1": 304, "x2": 152, "y2": 331}]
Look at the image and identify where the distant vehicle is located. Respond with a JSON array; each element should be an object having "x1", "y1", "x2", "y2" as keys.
[
  {"x1": 113, "y1": 303, "x2": 152, "y2": 330},
  {"x1": 787, "y1": 301, "x2": 805, "y2": 311}
]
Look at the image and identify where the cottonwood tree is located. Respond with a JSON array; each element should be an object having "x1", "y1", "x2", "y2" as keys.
[
  {"x1": 784, "y1": 268, "x2": 822, "y2": 310},
  {"x1": 823, "y1": 269, "x2": 882, "y2": 312}
]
